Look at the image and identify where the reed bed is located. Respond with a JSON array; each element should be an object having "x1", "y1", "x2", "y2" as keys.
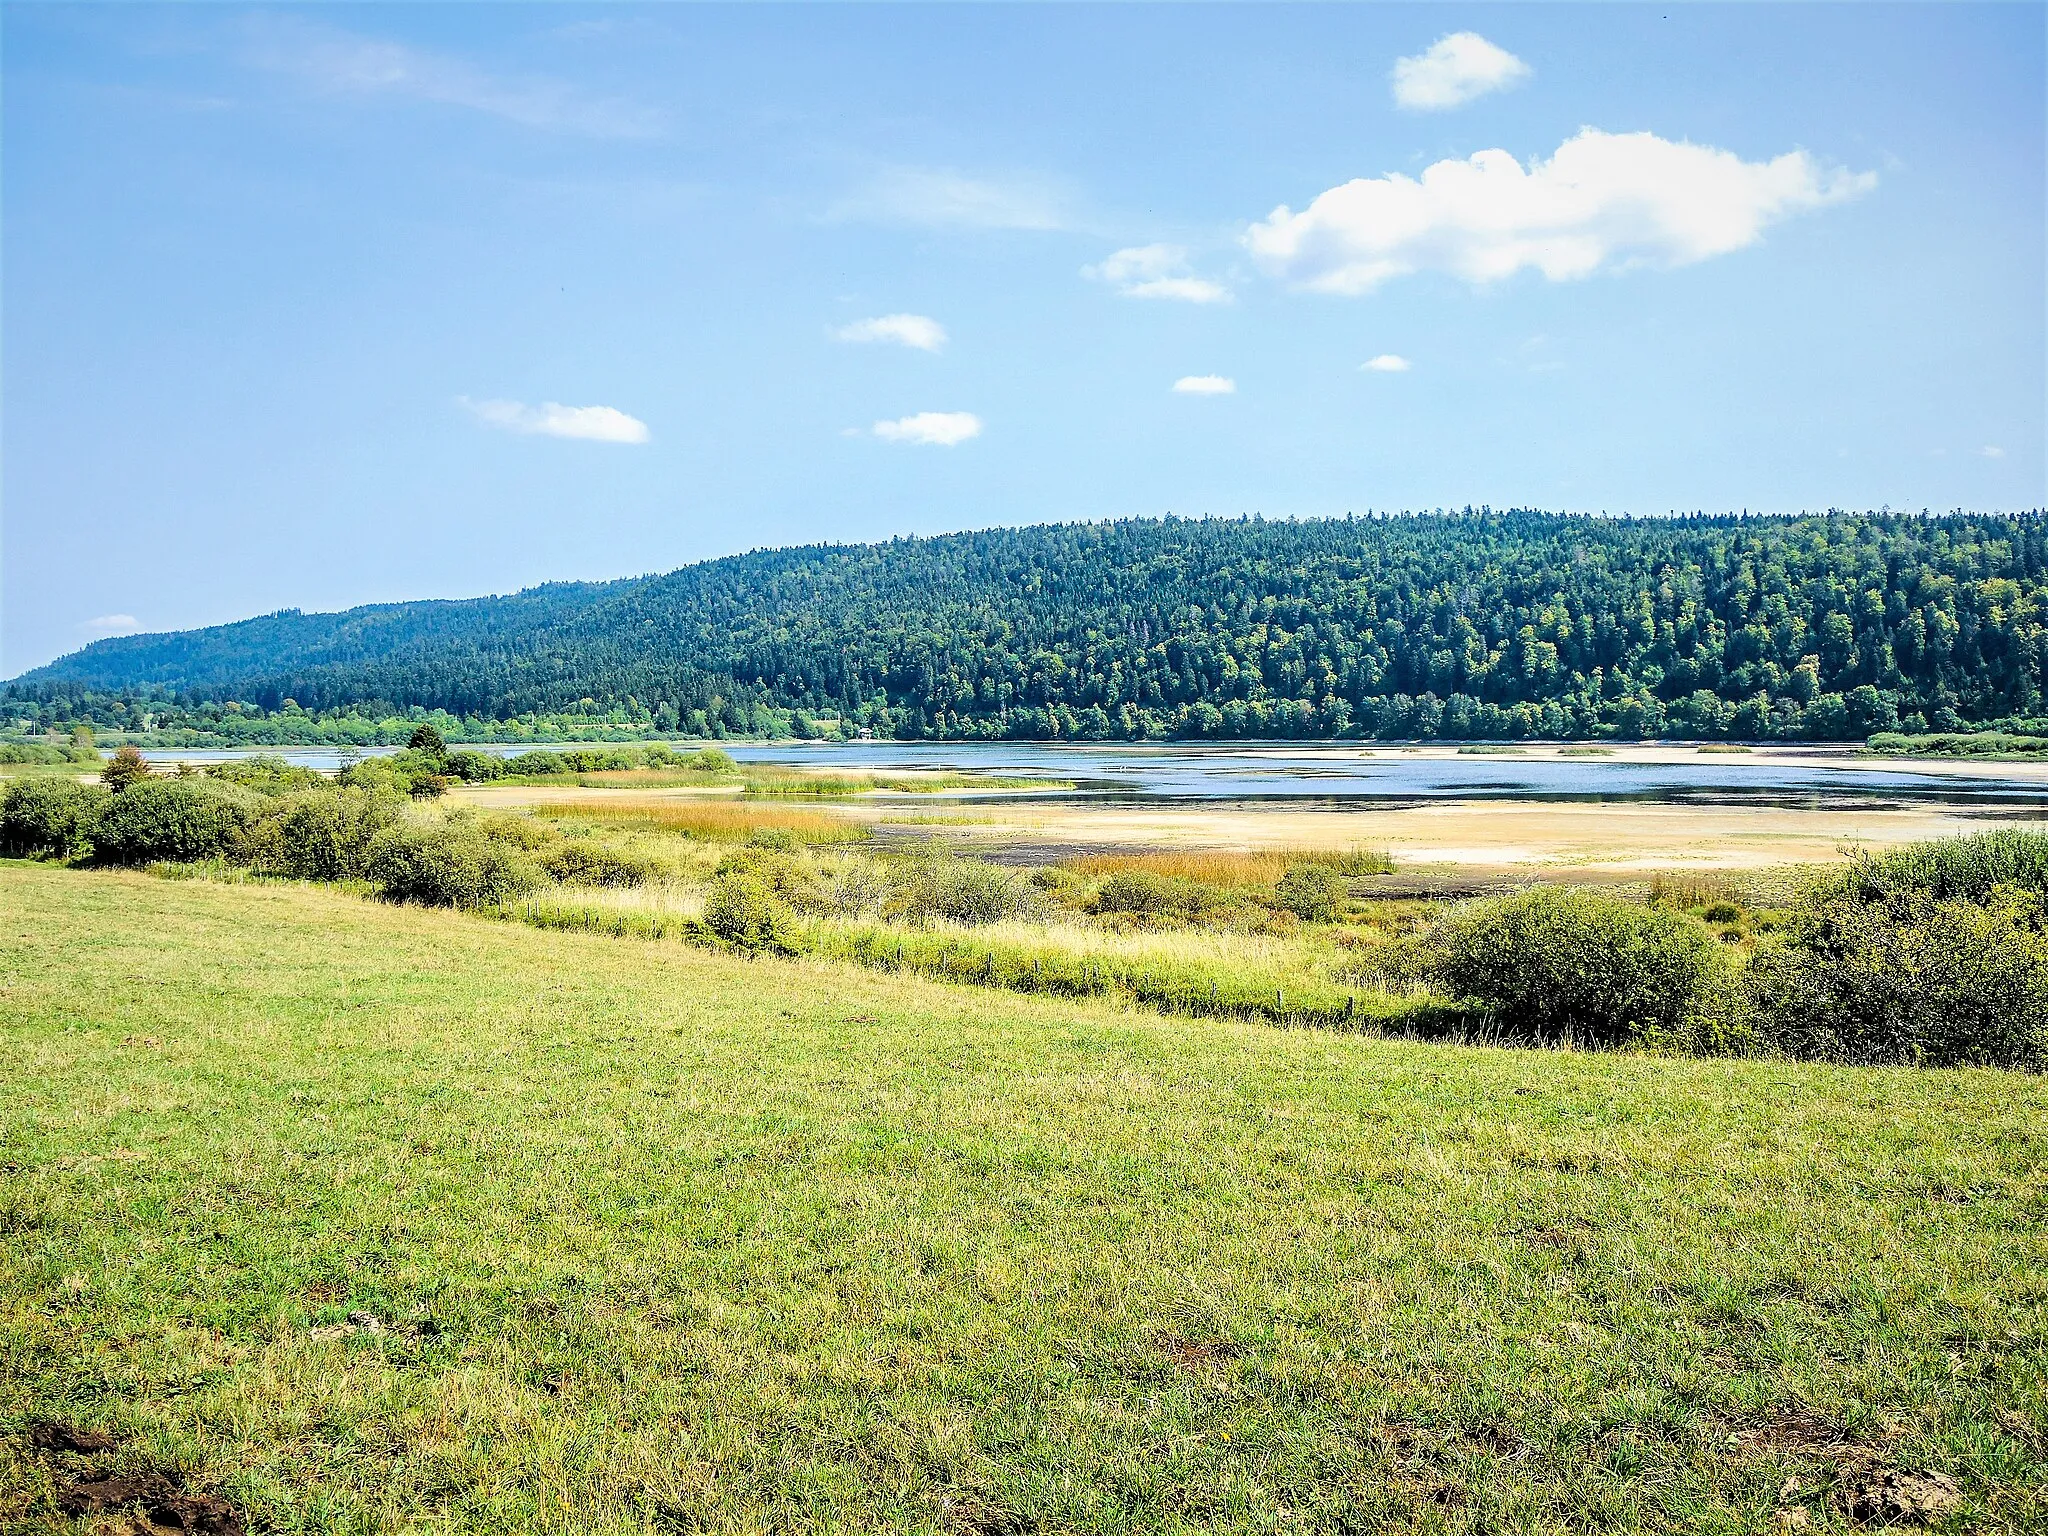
[
  {"x1": 741, "y1": 768, "x2": 1066, "y2": 798},
  {"x1": 805, "y1": 916, "x2": 1437, "y2": 1030},
  {"x1": 498, "y1": 879, "x2": 707, "y2": 940},
  {"x1": 482, "y1": 881, "x2": 1433, "y2": 1030},
  {"x1": 528, "y1": 798, "x2": 865, "y2": 843},
  {"x1": 569, "y1": 769, "x2": 742, "y2": 787},
  {"x1": 1063, "y1": 846, "x2": 1393, "y2": 887}
]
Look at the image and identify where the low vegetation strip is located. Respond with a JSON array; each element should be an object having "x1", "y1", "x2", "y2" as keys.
[
  {"x1": 2, "y1": 865, "x2": 2042, "y2": 1533},
  {"x1": 10, "y1": 746, "x2": 2048, "y2": 1068},
  {"x1": 806, "y1": 919, "x2": 1441, "y2": 1031},
  {"x1": 529, "y1": 798, "x2": 865, "y2": 844}
]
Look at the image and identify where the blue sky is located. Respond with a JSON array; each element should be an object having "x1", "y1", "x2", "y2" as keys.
[{"x1": 4, "y1": 3, "x2": 2042, "y2": 674}]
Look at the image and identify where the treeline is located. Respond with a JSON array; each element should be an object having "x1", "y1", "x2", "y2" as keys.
[
  {"x1": 0, "y1": 698, "x2": 794, "y2": 749},
  {"x1": 14, "y1": 511, "x2": 2048, "y2": 741}
]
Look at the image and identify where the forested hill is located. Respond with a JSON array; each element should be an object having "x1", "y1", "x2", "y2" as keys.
[
  {"x1": 17, "y1": 578, "x2": 643, "y2": 694},
  {"x1": 14, "y1": 511, "x2": 2048, "y2": 741}
]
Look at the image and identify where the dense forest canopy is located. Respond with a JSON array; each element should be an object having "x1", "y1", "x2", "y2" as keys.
[{"x1": 12, "y1": 511, "x2": 2048, "y2": 742}]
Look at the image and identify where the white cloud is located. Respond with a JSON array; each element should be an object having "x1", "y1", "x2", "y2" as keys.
[
  {"x1": 239, "y1": 16, "x2": 661, "y2": 138},
  {"x1": 834, "y1": 168, "x2": 1068, "y2": 230},
  {"x1": 82, "y1": 614, "x2": 141, "y2": 636},
  {"x1": 833, "y1": 314, "x2": 947, "y2": 352},
  {"x1": 1392, "y1": 33, "x2": 1531, "y2": 111},
  {"x1": 871, "y1": 411, "x2": 983, "y2": 445},
  {"x1": 1981, "y1": 445, "x2": 2006, "y2": 458},
  {"x1": 1362, "y1": 354, "x2": 1412, "y2": 373},
  {"x1": 1084, "y1": 244, "x2": 1232, "y2": 303},
  {"x1": 1245, "y1": 128, "x2": 1875, "y2": 295},
  {"x1": 1172, "y1": 375, "x2": 1236, "y2": 395},
  {"x1": 459, "y1": 397, "x2": 650, "y2": 443}
]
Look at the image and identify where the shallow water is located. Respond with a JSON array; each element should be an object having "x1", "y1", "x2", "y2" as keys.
[
  {"x1": 136, "y1": 741, "x2": 2048, "y2": 809},
  {"x1": 728, "y1": 742, "x2": 2048, "y2": 809}
]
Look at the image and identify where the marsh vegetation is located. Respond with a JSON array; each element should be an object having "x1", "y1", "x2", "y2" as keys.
[{"x1": 7, "y1": 738, "x2": 2045, "y2": 1068}]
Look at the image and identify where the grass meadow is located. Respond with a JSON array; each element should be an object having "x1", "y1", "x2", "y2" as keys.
[{"x1": 3, "y1": 862, "x2": 2044, "y2": 1533}]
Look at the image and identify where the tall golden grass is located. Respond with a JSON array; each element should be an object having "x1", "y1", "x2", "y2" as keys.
[{"x1": 529, "y1": 799, "x2": 863, "y2": 843}]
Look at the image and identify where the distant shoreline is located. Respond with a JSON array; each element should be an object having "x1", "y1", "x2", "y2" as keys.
[{"x1": 78, "y1": 736, "x2": 2048, "y2": 786}]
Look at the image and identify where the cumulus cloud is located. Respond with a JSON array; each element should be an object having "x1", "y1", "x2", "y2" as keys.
[
  {"x1": 82, "y1": 614, "x2": 141, "y2": 636},
  {"x1": 1362, "y1": 354, "x2": 1411, "y2": 372},
  {"x1": 833, "y1": 314, "x2": 947, "y2": 351},
  {"x1": 871, "y1": 411, "x2": 983, "y2": 445},
  {"x1": 1392, "y1": 32, "x2": 1531, "y2": 111},
  {"x1": 1245, "y1": 128, "x2": 1875, "y2": 295},
  {"x1": 459, "y1": 397, "x2": 650, "y2": 443},
  {"x1": 1084, "y1": 244, "x2": 1232, "y2": 303},
  {"x1": 1172, "y1": 375, "x2": 1236, "y2": 395},
  {"x1": 834, "y1": 168, "x2": 1068, "y2": 230},
  {"x1": 239, "y1": 16, "x2": 662, "y2": 138}
]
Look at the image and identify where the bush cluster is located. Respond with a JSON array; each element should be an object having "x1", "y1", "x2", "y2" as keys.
[
  {"x1": 437, "y1": 743, "x2": 737, "y2": 782},
  {"x1": 1273, "y1": 864, "x2": 1347, "y2": 922},
  {"x1": 1733, "y1": 833, "x2": 2048, "y2": 1069},
  {"x1": 0, "y1": 779, "x2": 110, "y2": 859},
  {"x1": 0, "y1": 742, "x2": 100, "y2": 766},
  {"x1": 703, "y1": 869, "x2": 801, "y2": 953},
  {"x1": 237, "y1": 789, "x2": 404, "y2": 881},
  {"x1": 1428, "y1": 887, "x2": 1728, "y2": 1045},
  {"x1": 91, "y1": 778, "x2": 268, "y2": 864},
  {"x1": 365, "y1": 824, "x2": 544, "y2": 908}
]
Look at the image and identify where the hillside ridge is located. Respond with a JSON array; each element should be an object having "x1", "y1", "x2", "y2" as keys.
[{"x1": 14, "y1": 510, "x2": 2048, "y2": 741}]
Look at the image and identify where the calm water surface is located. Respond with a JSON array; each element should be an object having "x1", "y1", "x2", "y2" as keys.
[{"x1": 142, "y1": 741, "x2": 2048, "y2": 810}]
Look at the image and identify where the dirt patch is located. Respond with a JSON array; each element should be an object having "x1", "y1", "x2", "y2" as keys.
[
  {"x1": 1155, "y1": 1333, "x2": 1243, "y2": 1370},
  {"x1": 28, "y1": 1421, "x2": 116, "y2": 1455},
  {"x1": 1516, "y1": 1216, "x2": 1596, "y2": 1250},
  {"x1": 24, "y1": 1420, "x2": 247, "y2": 1535},
  {"x1": 1834, "y1": 1468, "x2": 1961, "y2": 1525},
  {"x1": 1725, "y1": 1409, "x2": 1960, "y2": 1527},
  {"x1": 938, "y1": 1490, "x2": 1036, "y2": 1535},
  {"x1": 1726, "y1": 1407, "x2": 1856, "y2": 1459}
]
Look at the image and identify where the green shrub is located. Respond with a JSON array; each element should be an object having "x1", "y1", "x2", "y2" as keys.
[
  {"x1": 0, "y1": 742, "x2": 94, "y2": 766},
  {"x1": 684, "y1": 748, "x2": 738, "y2": 773},
  {"x1": 237, "y1": 788, "x2": 403, "y2": 881},
  {"x1": 702, "y1": 870, "x2": 800, "y2": 953},
  {"x1": 338, "y1": 752, "x2": 450, "y2": 799},
  {"x1": 407, "y1": 725, "x2": 448, "y2": 759},
  {"x1": 0, "y1": 779, "x2": 110, "y2": 859},
  {"x1": 1827, "y1": 829, "x2": 2048, "y2": 906},
  {"x1": 890, "y1": 858, "x2": 1043, "y2": 926},
  {"x1": 91, "y1": 778, "x2": 265, "y2": 864},
  {"x1": 1093, "y1": 870, "x2": 1217, "y2": 920},
  {"x1": 713, "y1": 848, "x2": 822, "y2": 909},
  {"x1": 503, "y1": 750, "x2": 570, "y2": 777},
  {"x1": 365, "y1": 825, "x2": 543, "y2": 908},
  {"x1": 472, "y1": 814, "x2": 559, "y2": 852},
  {"x1": 1428, "y1": 886, "x2": 1725, "y2": 1044},
  {"x1": 1273, "y1": 863, "x2": 1347, "y2": 922},
  {"x1": 541, "y1": 841, "x2": 654, "y2": 887},
  {"x1": 1745, "y1": 887, "x2": 2048, "y2": 1069},
  {"x1": 443, "y1": 751, "x2": 506, "y2": 782},
  {"x1": 101, "y1": 745, "x2": 153, "y2": 792},
  {"x1": 203, "y1": 753, "x2": 327, "y2": 796}
]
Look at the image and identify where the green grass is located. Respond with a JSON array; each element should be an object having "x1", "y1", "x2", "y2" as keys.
[{"x1": 2, "y1": 863, "x2": 2044, "y2": 1533}]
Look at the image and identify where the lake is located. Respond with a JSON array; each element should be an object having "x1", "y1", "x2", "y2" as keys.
[{"x1": 139, "y1": 741, "x2": 2048, "y2": 810}]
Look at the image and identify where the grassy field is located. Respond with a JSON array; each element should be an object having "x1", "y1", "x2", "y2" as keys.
[{"x1": 3, "y1": 863, "x2": 2044, "y2": 1533}]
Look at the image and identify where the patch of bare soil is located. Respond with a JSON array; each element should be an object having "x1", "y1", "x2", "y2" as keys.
[
  {"x1": 23, "y1": 1421, "x2": 247, "y2": 1535},
  {"x1": 1726, "y1": 1409, "x2": 1961, "y2": 1527},
  {"x1": 1155, "y1": 1333, "x2": 1243, "y2": 1370}
]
